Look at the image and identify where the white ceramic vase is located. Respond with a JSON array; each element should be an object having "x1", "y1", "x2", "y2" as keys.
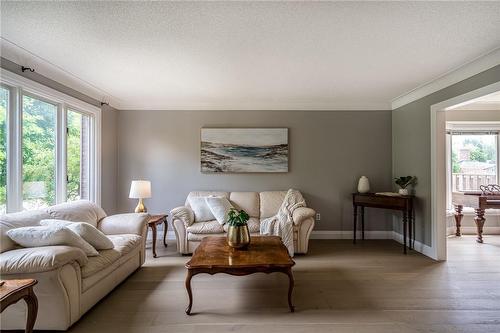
[
  {"x1": 357, "y1": 176, "x2": 370, "y2": 193},
  {"x1": 398, "y1": 188, "x2": 409, "y2": 196}
]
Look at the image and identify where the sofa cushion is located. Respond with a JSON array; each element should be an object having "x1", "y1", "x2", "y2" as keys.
[
  {"x1": 260, "y1": 191, "x2": 287, "y2": 219},
  {"x1": 0, "y1": 245, "x2": 88, "y2": 274},
  {"x1": 185, "y1": 191, "x2": 229, "y2": 206},
  {"x1": 40, "y1": 220, "x2": 114, "y2": 250},
  {"x1": 188, "y1": 196, "x2": 215, "y2": 222},
  {"x1": 187, "y1": 233, "x2": 222, "y2": 241},
  {"x1": 7, "y1": 225, "x2": 99, "y2": 257},
  {"x1": 81, "y1": 234, "x2": 142, "y2": 278},
  {"x1": 0, "y1": 209, "x2": 51, "y2": 253},
  {"x1": 186, "y1": 220, "x2": 225, "y2": 234},
  {"x1": 229, "y1": 192, "x2": 260, "y2": 218},
  {"x1": 46, "y1": 200, "x2": 107, "y2": 227},
  {"x1": 205, "y1": 196, "x2": 234, "y2": 225},
  {"x1": 223, "y1": 217, "x2": 260, "y2": 233}
]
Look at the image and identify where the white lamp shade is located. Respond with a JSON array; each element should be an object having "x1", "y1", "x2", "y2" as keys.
[{"x1": 129, "y1": 180, "x2": 152, "y2": 199}]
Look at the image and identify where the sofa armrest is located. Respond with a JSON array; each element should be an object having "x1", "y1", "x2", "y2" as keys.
[
  {"x1": 170, "y1": 206, "x2": 194, "y2": 227},
  {"x1": 98, "y1": 213, "x2": 149, "y2": 236},
  {"x1": 292, "y1": 207, "x2": 316, "y2": 226},
  {"x1": 0, "y1": 246, "x2": 88, "y2": 274}
]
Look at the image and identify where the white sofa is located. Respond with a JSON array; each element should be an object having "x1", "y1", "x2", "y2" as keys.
[
  {"x1": 0, "y1": 200, "x2": 149, "y2": 331},
  {"x1": 171, "y1": 191, "x2": 315, "y2": 254}
]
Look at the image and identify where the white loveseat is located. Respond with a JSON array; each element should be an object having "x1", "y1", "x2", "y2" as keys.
[
  {"x1": 0, "y1": 200, "x2": 149, "y2": 331},
  {"x1": 171, "y1": 191, "x2": 315, "y2": 254}
]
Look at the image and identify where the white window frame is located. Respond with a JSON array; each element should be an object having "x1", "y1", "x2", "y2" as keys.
[
  {"x1": 445, "y1": 121, "x2": 500, "y2": 215},
  {"x1": 1, "y1": 69, "x2": 101, "y2": 212}
]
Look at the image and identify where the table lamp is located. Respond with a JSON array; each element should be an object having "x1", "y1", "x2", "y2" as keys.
[{"x1": 129, "y1": 180, "x2": 151, "y2": 213}]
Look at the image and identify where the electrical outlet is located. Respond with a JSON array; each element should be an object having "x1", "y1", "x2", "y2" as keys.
[{"x1": 316, "y1": 213, "x2": 321, "y2": 221}]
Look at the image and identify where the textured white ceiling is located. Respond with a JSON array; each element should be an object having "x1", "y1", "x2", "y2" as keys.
[{"x1": 1, "y1": 1, "x2": 500, "y2": 110}]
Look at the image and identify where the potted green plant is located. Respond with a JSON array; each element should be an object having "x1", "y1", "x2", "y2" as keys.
[
  {"x1": 226, "y1": 208, "x2": 250, "y2": 249},
  {"x1": 394, "y1": 176, "x2": 417, "y2": 195}
]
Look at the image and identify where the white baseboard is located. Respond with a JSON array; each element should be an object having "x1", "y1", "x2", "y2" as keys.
[
  {"x1": 391, "y1": 231, "x2": 433, "y2": 257},
  {"x1": 158, "y1": 228, "x2": 433, "y2": 258},
  {"x1": 446, "y1": 226, "x2": 500, "y2": 235},
  {"x1": 310, "y1": 230, "x2": 392, "y2": 239}
]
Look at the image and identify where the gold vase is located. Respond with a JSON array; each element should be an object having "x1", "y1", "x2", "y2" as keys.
[{"x1": 227, "y1": 225, "x2": 250, "y2": 249}]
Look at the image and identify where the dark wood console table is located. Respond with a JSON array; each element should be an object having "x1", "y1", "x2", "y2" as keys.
[{"x1": 352, "y1": 193, "x2": 415, "y2": 254}]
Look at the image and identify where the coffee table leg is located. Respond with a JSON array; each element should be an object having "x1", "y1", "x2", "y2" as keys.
[
  {"x1": 24, "y1": 288, "x2": 38, "y2": 333},
  {"x1": 286, "y1": 268, "x2": 295, "y2": 312},
  {"x1": 185, "y1": 270, "x2": 193, "y2": 315}
]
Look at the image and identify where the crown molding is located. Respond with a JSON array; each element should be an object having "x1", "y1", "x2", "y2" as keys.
[
  {"x1": 391, "y1": 47, "x2": 500, "y2": 110},
  {"x1": 116, "y1": 101, "x2": 391, "y2": 111}
]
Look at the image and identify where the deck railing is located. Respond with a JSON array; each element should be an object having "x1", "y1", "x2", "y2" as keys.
[{"x1": 452, "y1": 173, "x2": 497, "y2": 192}]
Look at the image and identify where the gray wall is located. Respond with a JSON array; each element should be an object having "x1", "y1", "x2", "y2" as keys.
[
  {"x1": 0, "y1": 58, "x2": 119, "y2": 214},
  {"x1": 392, "y1": 65, "x2": 500, "y2": 245},
  {"x1": 100, "y1": 105, "x2": 119, "y2": 214},
  {"x1": 117, "y1": 110, "x2": 393, "y2": 232},
  {"x1": 445, "y1": 109, "x2": 500, "y2": 122}
]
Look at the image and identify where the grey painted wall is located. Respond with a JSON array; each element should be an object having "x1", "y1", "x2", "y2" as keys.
[
  {"x1": 117, "y1": 110, "x2": 393, "y2": 232},
  {"x1": 445, "y1": 109, "x2": 500, "y2": 122},
  {"x1": 101, "y1": 105, "x2": 119, "y2": 214},
  {"x1": 392, "y1": 65, "x2": 500, "y2": 246},
  {"x1": 0, "y1": 59, "x2": 119, "y2": 214}
]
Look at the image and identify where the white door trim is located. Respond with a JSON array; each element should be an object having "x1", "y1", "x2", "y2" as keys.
[{"x1": 430, "y1": 81, "x2": 500, "y2": 260}]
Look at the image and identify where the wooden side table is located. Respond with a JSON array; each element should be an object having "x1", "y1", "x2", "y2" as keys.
[
  {"x1": 352, "y1": 193, "x2": 414, "y2": 254},
  {"x1": 148, "y1": 214, "x2": 168, "y2": 258},
  {"x1": 0, "y1": 279, "x2": 38, "y2": 333}
]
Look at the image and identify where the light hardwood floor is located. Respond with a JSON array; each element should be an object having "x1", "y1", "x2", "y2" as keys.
[{"x1": 64, "y1": 236, "x2": 500, "y2": 333}]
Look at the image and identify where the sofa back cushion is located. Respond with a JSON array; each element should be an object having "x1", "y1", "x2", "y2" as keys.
[
  {"x1": 259, "y1": 191, "x2": 287, "y2": 219},
  {"x1": 185, "y1": 191, "x2": 229, "y2": 207},
  {"x1": 0, "y1": 209, "x2": 51, "y2": 253},
  {"x1": 229, "y1": 192, "x2": 260, "y2": 218},
  {"x1": 47, "y1": 200, "x2": 107, "y2": 227}
]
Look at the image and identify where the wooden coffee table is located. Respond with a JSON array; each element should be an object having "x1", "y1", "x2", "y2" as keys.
[{"x1": 185, "y1": 236, "x2": 295, "y2": 315}]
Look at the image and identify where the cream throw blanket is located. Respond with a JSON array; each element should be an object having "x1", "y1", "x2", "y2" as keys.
[{"x1": 259, "y1": 189, "x2": 306, "y2": 256}]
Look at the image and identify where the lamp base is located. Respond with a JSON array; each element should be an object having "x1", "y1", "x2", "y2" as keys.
[{"x1": 134, "y1": 198, "x2": 147, "y2": 213}]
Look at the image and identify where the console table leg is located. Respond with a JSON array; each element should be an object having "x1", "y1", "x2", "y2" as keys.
[
  {"x1": 24, "y1": 289, "x2": 38, "y2": 333},
  {"x1": 353, "y1": 205, "x2": 357, "y2": 244},
  {"x1": 408, "y1": 209, "x2": 413, "y2": 250},
  {"x1": 360, "y1": 206, "x2": 365, "y2": 240},
  {"x1": 474, "y1": 208, "x2": 486, "y2": 244},
  {"x1": 185, "y1": 270, "x2": 194, "y2": 315},
  {"x1": 403, "y1": 211, "x2": 407, "y2": 254},
  {"x1": 454, "y1": 205, "x2": 463, "y2": 236},
  {"x1": 286, "y1": 268, "x2": 295, "y2": 313}
]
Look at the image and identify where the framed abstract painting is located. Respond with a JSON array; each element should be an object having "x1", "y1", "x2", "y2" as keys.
[{"x1": 201, "y1": 128, "x2": 288, "y2": 173}]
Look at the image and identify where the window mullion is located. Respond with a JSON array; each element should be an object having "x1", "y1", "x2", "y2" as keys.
[
  {"x1": 6, "y1": 86, "x2": 22, "y2": 212},
  {"x1": 55, "y1": 104, "x2": 67, "y2": 204}
]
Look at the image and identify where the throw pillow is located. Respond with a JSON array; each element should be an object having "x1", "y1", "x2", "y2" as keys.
[
  {"x1": 188, "y1": 196, "x2": 215, "y2": 222},
  {"x1": 6, "y1": 225, "x2": 99, "y2": 256},
  {"x1": 40, "y1": 219, "x2": 114, "y2": 250},
  {"x1": 205, "y1": 196, "x2": 234, "y2": 225}
]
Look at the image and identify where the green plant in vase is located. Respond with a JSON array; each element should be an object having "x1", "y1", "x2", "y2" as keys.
[
  {"x1": 394, "y1": 176, "x2": 417, "y2": 196},
  {"x1": 227, "y1": 208, "x2": 250, "y2": 249}
]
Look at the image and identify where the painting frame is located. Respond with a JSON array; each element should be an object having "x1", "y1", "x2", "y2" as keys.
[{"x1": 200, "y1": 127, "x2": 289, "y2": 173}]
